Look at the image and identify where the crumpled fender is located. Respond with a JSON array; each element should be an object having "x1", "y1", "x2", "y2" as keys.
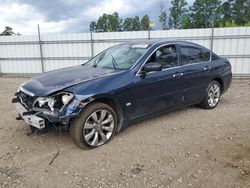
[{"x1": 61, "y1": 93, "x2": 122, "y2": 118}]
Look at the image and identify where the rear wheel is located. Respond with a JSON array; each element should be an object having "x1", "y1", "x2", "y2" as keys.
[
  {"x1": 70, "y1": 102, "x2": 117, "y2": 149},
  {"x1": 199, "y1": 80, "x2": 221, "y2": 109}
]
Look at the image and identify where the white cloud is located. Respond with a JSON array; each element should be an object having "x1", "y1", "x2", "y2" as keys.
[
  {"x1": 85, "y1": 0, "x2": 155, "y2": 18},
  {"x1": 0, "y1": 2, "x2": 76, "y2": 34},
  {"x1": 0, "y1": 0, "x2": 158, "y2": 35}
]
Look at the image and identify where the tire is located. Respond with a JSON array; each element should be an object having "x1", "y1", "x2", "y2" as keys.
[
  {"x1": 199, "y1": 80, "x2": 221, "y2": 109},
  {"x1": 70, "y1": 102, "x2": 117, "y2": 149}
]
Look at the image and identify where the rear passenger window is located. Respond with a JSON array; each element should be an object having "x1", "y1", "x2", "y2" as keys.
[{"x1": 180, "y1": 46, "x2": 210, "y2": 64}]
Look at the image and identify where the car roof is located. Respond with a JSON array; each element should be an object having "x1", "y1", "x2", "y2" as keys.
[{"x1": 121, "y1": 39, "x2": 206, "y2": 49}]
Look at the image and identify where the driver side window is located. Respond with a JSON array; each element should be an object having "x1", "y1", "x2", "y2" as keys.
[{"x1": 147, "y1": 45, "x2": 178, "y2": 69}]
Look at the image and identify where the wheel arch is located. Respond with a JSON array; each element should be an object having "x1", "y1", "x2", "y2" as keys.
[
  {"x1": 96, "y1": 97, "x2": 124, "y2": 132},
  {"x1": 212, "y1": 77, "x2": 224, "y2": 93},
  {"x1": 79, "y1": 94, "x2": 124, "y2": 133}
]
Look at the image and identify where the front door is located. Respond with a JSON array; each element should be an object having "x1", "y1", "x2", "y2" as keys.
[{"x1": 130, "y1": 45, "x2": 184, "y2": 119}]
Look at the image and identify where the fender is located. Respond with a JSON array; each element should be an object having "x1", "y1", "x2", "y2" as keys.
[{"x1": 63, "y1": 93, "x2": 125, "y2": 132}]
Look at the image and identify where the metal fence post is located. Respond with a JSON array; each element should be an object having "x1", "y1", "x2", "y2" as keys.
[
  {"x1": 37, "y1": 24, "x2": 45, "y2": 73},
  {"x1": 90, "y1": 31, "x2": 94, "y2": 57},
  {"x1": 210, "y1": 27, "x2": 214, "y2": 52},
  {"x1": 148, "y1": 29, "x2": 151, "y2": 40},
  {"x1": 0, "y1": 56, "x2": 2, "y2": 77},
  {"x1": 0, "y1": 61, "x2": 2, "y2": 77}
]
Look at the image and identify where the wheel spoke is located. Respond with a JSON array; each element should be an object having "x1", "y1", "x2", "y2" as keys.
[
  {"x1": 99, "y1": 131, "x2": 108, "y2": 142},
  {"x1": 84, "y1": 122, "x2": 95, "y2": 129},
  {"x1": 84, "y1": 129, "x2": 95, "y2": 141},
  {"x1": 214, "y1": 87, "x2": 219, "y2": 93},
  {"x1": 102, "y1": 115, "x2": 113, "y2": 124},
  {"x1": 213, "y1": 99, "x2": 217, "y2": 104},
  {"x1": 102, "y1": 125, "x2": 113, "y2": 132},
  {"x1": 91, "y1": 132, "x2": 99, "y2": 146},
  {"x1": 99, "y1": 110, "x2": 107, "y2": 122},
  {"x1": 213, "y1": 85, "x2": 216, "y2": 91},
  {"x1": 208, "y1": 98, "x2": 213, "y2": 105},
  {"x1": 91, "y1": 112, "x2": 98, "y2": 122},
  {"x1": 210, "y1": 87, "x2": 214, "y2": 93}
]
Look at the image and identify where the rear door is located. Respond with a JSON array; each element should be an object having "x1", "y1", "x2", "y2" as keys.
[
  {"x1": 178, "y1": 45, "x2": 212, "y2": 104},
  {"x1": 129, "y1": 44, "x2": 184, "y2": 119}
]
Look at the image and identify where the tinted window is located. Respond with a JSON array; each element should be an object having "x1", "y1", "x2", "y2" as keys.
[
  {"x1": 147, "y1": 45, "x2": 178, "y2": 68},
  {"x1": 180, "y1": 46, "x2": 210, "y2": 64}
]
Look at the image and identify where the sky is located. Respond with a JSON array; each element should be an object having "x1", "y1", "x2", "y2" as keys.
[{"x1": 0, "y1": 0, "x2": 194, "y2": 35}]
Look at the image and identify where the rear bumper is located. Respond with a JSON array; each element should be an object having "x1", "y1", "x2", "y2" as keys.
[{"x1": 13, "y1": 101, "x2": 46, "y2": 129}]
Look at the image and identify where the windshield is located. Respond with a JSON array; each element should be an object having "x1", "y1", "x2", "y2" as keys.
[{"x1": 86, "y1": 44, "x2": 148, "y2": 70}]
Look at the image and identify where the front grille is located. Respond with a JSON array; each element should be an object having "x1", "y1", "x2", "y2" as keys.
[{"x1": 19, "y1": 91, "x2": 35, "y2": 109}]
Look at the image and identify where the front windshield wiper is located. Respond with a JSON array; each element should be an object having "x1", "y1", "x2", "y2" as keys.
[
  {"x1": 111, "y1": 55, "x2": 118, "y2": 70},
  {"x1": 93, "y1": 58, "x2": 98, "y2": 67}
]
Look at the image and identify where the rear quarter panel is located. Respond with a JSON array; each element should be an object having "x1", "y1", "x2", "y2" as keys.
[{"x1": 210, "y1": 57, "x2": 232, "y2": 93}]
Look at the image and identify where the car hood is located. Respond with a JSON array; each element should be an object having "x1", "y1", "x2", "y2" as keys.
[{"x1": 20, "y1": 65, "x2": 117, "y2": 96}]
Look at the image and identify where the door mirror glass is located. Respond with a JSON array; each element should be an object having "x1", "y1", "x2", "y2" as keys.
[{"x1": 143, "y1": 62, "x2": 162, "y2": 73}]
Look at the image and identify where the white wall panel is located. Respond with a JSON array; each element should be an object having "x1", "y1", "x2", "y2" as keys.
[
  {"x1": 0, "y1": 60, "x2": 41, "y2": 73},
  {"x1": 0, "y1": 27, "x2": 249, "y2": 76},
  {"x1": 42, "y1": 43, "x2": 91, "y2": 57}
]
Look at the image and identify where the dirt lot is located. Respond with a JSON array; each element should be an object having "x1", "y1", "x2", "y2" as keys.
[{"x1": 0, "y1": 78, "x2": 249, "y2": 188}]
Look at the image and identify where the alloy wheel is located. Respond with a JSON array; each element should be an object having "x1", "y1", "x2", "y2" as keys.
[
  {"x1": 207, "y1": 83, "x2": 220, "y2": 107},
  {"x1": 83, "y1": 109, "x2": 115, "y2": 147}
]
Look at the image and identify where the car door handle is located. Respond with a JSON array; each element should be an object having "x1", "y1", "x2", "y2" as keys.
[
  {"x1": 173, "y1": 73, "x2": 184, "y2": 78},
  {"x1": 204, "y1": 66, "x2": 212, "y2": 71}
]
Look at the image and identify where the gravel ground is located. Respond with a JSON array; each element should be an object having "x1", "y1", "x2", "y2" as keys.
[{"x1": 0, "y1": 78, "x2": 249, "y2": 188}]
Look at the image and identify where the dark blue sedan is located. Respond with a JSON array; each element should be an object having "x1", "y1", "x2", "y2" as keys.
[{"x1": 12, "y1": 40, "x2": 232, "y2": 149}]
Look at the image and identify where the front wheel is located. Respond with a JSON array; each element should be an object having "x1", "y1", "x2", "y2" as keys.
[
  {"x1": 199, "y1": 80, "x2": 221, "y2": 109},
  {"x1": 70, "y1": 102, "x2": 117, "y2": 149}
]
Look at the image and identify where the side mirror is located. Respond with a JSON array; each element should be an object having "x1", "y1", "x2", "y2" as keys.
[{"x1": 142, "y1": 62, "x2": 162, "y2": 73}]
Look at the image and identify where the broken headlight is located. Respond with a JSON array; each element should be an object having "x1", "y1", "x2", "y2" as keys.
[{"x1": 33, "y1": 92, "x2": 74, "y2": 111}]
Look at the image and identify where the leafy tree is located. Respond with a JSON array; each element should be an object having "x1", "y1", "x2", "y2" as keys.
[
  {"x1": 90, "y1": 12, "x2": 122, "y2": 32},
  {"x1": 95, "y1": 13, "x2": 109, "y2": 32},
  {"x1": 159, "y1": 0, "x2": 168, "y2": 30},
  {"x1": 132, "y1": 16, "x2": 141, "y2": 31},
  {"x1": 141, "y1": 15, "x2": 150, "y2": 30},
  {"x1": 169, "y1": 0, "x2": 187, "y2": 29},
  {"x1": 220, "y1": 0, "x2": 234, "y2": 26},
  {"x1": 123, "y1": 17, "x2": 134, "y2": 31},
  {"x1": 189, "y1": 0, "x2": 221, "y2": 28},
  {"x1": 180, "y1": 14, "x2": 191, "y2": 29},
  {"x1": 107, "y1": 12, "x2": 122, "y2": 31},
  {"x1": 0, "y1": 26, "x2": 15, "y2": 36},
  {"x1": 232, "y1": 0, "x2": 250, "y2": 25},
  {"x1": 213, "y1": 3, "x2": 224, "y2": 27},
  {"x1": 89, "y1": 21, "x2": 97, "y2": 31},
  {"x1": 123, "y1": 15, "x2": 149, "y2": 31}
]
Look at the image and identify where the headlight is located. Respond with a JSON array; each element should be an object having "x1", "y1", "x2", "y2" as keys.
[
  {"x1": 33, "y1": 92, "x2": 74, "y2": 111},
  {"x1": 62, "y1": 93, "x2": 74, "y2": 105}
]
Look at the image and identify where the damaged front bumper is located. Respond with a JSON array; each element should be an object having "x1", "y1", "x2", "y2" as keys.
[
  {"x1": 13, "y1": 100, "x2": 46, "y2": 129},
  {"x1": 12, "y1": 93, "x2": 94, "y2": 129},
  {"x1": 12, "y1": 97, "x2": 79, "y2": 129}
]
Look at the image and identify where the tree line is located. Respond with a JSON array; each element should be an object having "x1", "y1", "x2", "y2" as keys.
[
  {"x1": 161, "y1": 0, "x2": 250, "y2": 29},
  {"x1": 90, "y1": 0, "x2": 250, "y2": 32},
  {"x1": 89, "y1": 12, "x2": 150, "y2": 32}
]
